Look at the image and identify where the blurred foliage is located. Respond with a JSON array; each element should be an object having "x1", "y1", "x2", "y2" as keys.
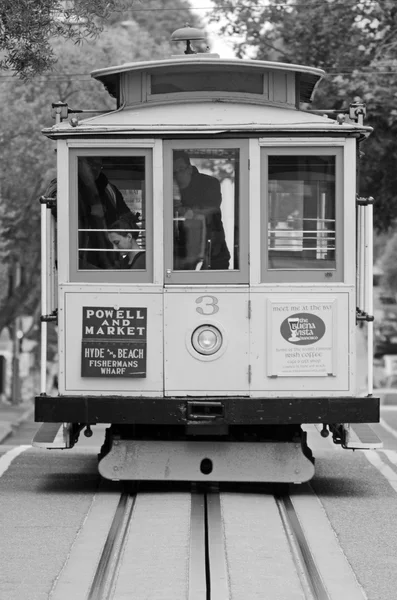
[
  {"x1": 0, "y1": 0, "x2": 131, "y2": 78},
  {"x1": 108, "y1": 0, "x2": 203, "y2": 47},
  {"x1": 0, "y1": 1, "x2": 203, "y2": 79},
  {"x1": 374, "y1": 231, "x2": 390, "y2": 263},
  {"x1": 381, "y1": 232, "x2": 397, "y2": 294},
  {"x1": 210, "y1": 0, "x2": 397, "y2": 233},
  {"x1": 0, "y1": 5, "x2": 198, "y2": 335}
]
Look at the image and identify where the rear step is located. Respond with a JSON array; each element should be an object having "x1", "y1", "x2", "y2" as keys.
[
  {"x1": 343, "y1": 423, "x2": 383, "y2": 449},
  {"x1": 32, "y1": 422, "x2": 73, "y2": 449}
]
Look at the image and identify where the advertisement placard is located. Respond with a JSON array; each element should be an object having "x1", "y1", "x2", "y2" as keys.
[{"x1": 267, "y1": 301, "x2": 335, "y2": 377}]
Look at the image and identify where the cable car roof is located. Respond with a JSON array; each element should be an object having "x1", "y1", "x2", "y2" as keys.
[
  {"x1": 43, "y1": 101, "x2": 372, "y2": 138},
  {"x1": 91, "y1": 56, "x2": 324, "y2": 105},
  {"x1": 43, "y1": 50, "x2": 372, "y2": 139}
]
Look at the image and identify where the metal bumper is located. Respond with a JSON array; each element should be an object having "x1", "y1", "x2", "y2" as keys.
[
  {"x1": 35, "y1": 394, "x2": 380, "y2": 425},
  {"x1": 98, "y1": 440, "x2": 315, "y2": 483}
]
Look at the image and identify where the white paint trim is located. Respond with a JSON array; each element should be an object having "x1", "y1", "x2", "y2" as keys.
[
  {"x1": 66, "y1": 139, "x2": 156, "y2": 148},
  {"x1": 57, "y1": 140, "x2": 70, "y2": 284},
  {"x1": 152, "y1": 139, "x2": 163, "y2": 286},
  {"x1": 343, "y1": 138, "x2": 356, "y2": 286},
  {"x1": 248, "y1": 138, "x2": 261, "y2": 285},
  {"x1": 0, "y1": 445, "x2": 30, "y2": 478},
  {"x1": 259, "y1": 137, "x2": 347, "y2": 146}
]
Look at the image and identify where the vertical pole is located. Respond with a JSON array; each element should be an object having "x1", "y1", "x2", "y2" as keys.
[
  {"x1": 367, "y1": 201, "x2": 374, "y2": 395},
  {"x1": 363, "y1": 206, "x2": 368, "y2": 315},
  {"x1": 359, "y1": 207, "x2": 365, "y2": 310},
  {"x1": 41, "y1": 204, "x2": 48, "y2": 394},
  {"x1": 11, "y1": 317, "x2": 20, "y2": 404},
  {"x1": 319, "y1": 191, "x2": 326, "y2": 259},
  {"x1": 10, "y1": 264, "x2": 21, "y2": 404},
  {"x1": 356, "y1": 205, "x2": 361, "y2": 310}
]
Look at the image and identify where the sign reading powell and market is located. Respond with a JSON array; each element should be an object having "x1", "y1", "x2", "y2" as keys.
[
  {"x1": 267, "y1": 301, "x2": 334, "y2": 377},
  {"x1": 81, "y1": 307, "x2": 147, "y2": 377}
]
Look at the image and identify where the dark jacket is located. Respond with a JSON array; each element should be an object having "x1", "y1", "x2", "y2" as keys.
[
  {"x1": 95, "y1": 172, "x2": 130, "y2": 226},
  {"x1": 179, "y1": 167, "x2": 230, "y2": 269},
  {"x1": 117, "y1": 250, "x2": 146, "y2": 270},
  {"x1": 78, "y1": 173, "x2": 131, "y2": 269}
]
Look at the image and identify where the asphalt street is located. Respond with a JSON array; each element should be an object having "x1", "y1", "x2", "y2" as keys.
[{"x1": 1, "y1": 411, "x2": 397, "y2": 600}]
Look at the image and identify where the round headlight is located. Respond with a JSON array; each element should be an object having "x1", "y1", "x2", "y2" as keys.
[{"x1": 191, "y1": 325, "x2": 223, "y2": 355}]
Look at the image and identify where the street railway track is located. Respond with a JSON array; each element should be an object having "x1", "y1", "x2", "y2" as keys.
[
  {"x1": 276, "y1": 493, "x2": 330, "y2": 600},
  {"x1": 53, "y1": 486, "x2": 363, "y2": 600},
  {"x1": 51, "y1": 483, "x2": 366, "y2": 600},
  {"x1": 87, "y1": 490, "x2": 137, "y2": 600}
]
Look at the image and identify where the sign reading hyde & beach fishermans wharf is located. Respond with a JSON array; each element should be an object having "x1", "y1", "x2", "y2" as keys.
[{"x1": 81, "y1": 307, "x2": 147, "y2": 377}]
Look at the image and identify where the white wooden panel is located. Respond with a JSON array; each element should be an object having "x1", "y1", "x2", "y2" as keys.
[
  {"x1": 273, "y1": 72, "x2": 288, "y2": 104},
  {"x1": 123, "y1": 71, "x2": 143, "y2": 104},
  {"x1": 250, "y1": 291, "x2": 352, "y2": 396},
  {"x1": 56, "y1": 140, "x2": 70, "y2": 284},
  {"x1": 164, "y1": 289, "x2": 249, "y2": 395},
  {"x1": 343, "y1": 137, "x2": 357, "y2": 285}
]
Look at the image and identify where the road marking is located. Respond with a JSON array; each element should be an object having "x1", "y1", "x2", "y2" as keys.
[
  {"x1": 363, "y1": 450, "x2": 397, "y2": 493},
  {"x1": 51, "y1": 484, "x2": 122, "y2": 600},
  {"x1": 379, "y1": 417, "x2": 397, "y2": 440},
  {"x1": 291, "y1": 484, "x2": 368, "y2": 599},
  {"x1": 381, "y1": 449, "x2": 397, "y2": 467},
  {"x1": 0, "y1": 445, "x2": 31, "y2": 478}
]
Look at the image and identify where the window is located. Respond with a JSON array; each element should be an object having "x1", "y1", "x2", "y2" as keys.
[
  {"x1": 150, "y1": 70, "x2": 263, "y2": 95},
  {"x1": 70, "y1": 151, "x2": 152, "y2": 283},
  {"x1": 262, "y1": 149, "x2": 342, "y2": 282},
  {"x1": 165, "y1": 143, "x2": 249, "y2": 284}
]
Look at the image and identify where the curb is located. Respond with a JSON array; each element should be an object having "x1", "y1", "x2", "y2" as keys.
[
  {"x1": 0, "y1": 425, "x2": 13, "y2": 445},
  {"x1": 0, "y1": 405, "x2": 35, "y2": 445}
]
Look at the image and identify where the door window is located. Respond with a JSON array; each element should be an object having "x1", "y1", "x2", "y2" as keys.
[{"x1": 166, "y1": 142, "x2": 249, "y2": 284}]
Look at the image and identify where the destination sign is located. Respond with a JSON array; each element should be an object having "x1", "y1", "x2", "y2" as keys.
[{"x1": 81, "y1": 306, "x2": 147, "y2": 378}]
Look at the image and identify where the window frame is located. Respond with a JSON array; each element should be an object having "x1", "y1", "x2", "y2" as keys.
[
  {"x1": 260, "y1": 146, "x2": 344, "y2": 283},
  {"x1": 163, "y1": 139, "x2": 249, "y2": 285},
  {"x1": 148, "y1": 69, "x2": 264, "y2": 97},
  {"x1": 69, "y1": 148, "x2": 153, "y2": 283}
]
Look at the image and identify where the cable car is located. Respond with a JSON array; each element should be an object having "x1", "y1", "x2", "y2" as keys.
[{"x1": 33, "y1": 27, "x2": 381, "y2": 482}]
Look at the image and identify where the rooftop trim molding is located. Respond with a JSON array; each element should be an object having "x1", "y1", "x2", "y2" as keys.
[{"x1": 91, "y1": 57, "x2": 324, "y2": 81}]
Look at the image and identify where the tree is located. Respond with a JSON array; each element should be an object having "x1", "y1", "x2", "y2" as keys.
[
  {"x1": 210, "y1": 0, "x2": 397, "y2": 231},
  {"x1": 0, "y1": 0, "x2": 129, "y2": 78},
  {"x1": 0, "y1": 0, "x2": 203, "y2": 79},
  {"x1": 0, "y1": 14, "x2": 194, "y2": 335},
  {"x1": 108, "y1": 0, "x2": 203, "y2": 46},
  {"x1": 381, "y1": 232, "x2": 397, "y2": 294}
]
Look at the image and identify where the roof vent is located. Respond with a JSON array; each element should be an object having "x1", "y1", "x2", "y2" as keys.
[{"x1": 171, "y1": 25, "x2": 206, "y2": 55}]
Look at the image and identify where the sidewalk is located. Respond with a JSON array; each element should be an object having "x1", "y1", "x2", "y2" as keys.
[{"x1": 0, "y1": 398, "x2": 35, "y2": 444}]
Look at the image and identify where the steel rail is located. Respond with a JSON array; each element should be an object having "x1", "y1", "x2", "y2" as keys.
[
  {"x1": 189, "y1": 490, "x2": 229, "y2": 600},
  {"x1": 206, "y1": 492, "x2": 230, "y2": 600},
  {"x1": 276, "y1": 493, "x2": 330, "y2": 600},
  {"x1": 87, "y1": 489, "x2": 137, "y2": 600},
  {"x1": 189, "y1": 492, "x2": 207, "y2": 600}
]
